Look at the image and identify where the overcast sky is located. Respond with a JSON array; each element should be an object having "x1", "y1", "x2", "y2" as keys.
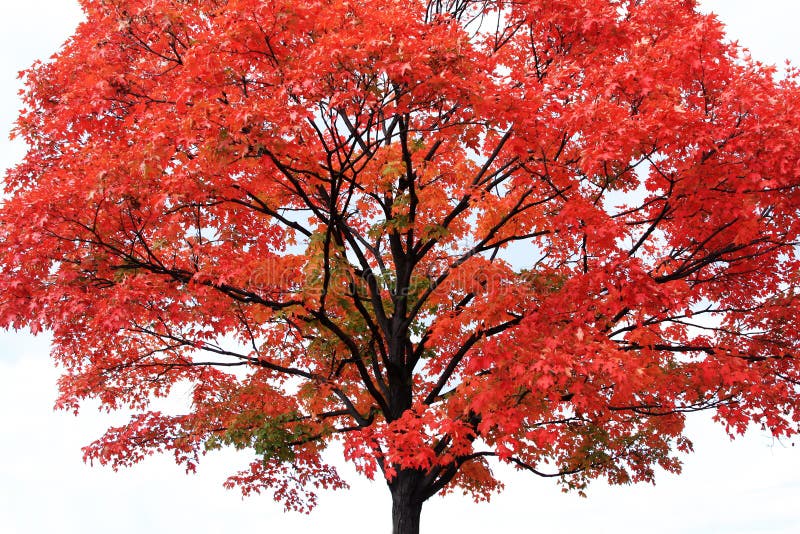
[{"x1": 1, "y1": 2, "x2": 800, "y2": 533}]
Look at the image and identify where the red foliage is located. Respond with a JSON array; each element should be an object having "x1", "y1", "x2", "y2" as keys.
[{"x1": 3, "y1": 0, "x2": 800, "y2": 526}]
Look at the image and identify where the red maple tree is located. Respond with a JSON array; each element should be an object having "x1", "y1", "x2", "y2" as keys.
[{"x1": 3, "y1": 1, "x2": 800, "y2": 532}]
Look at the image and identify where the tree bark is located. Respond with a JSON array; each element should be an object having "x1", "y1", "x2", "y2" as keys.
[{"x1": 390, "y1": 470, "x2": 424, "y2": 534}]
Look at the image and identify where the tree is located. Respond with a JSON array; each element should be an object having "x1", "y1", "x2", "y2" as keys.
[{"x1": 2, "y1": 0, "x2": 800, "y2": 531}]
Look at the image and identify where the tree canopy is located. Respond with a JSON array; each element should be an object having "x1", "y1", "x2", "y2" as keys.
[{"x1": 2, "y1": 1, "x2": 800, "y2": 532}]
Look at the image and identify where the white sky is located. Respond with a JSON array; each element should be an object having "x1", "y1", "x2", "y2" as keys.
[{"x1": 1, "y1": 1, "x2": 799, "y2": 533}]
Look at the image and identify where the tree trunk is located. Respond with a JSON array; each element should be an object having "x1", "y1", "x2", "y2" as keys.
[
  {"x1": 392, "y1": 493, "x2": 422, "y2": 534},
  {"x1": 391, "y1": 470, "x2": 424, "y2": 534}
]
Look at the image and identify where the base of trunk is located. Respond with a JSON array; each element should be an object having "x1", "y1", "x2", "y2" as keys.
[
  {"x1": 392, "y1": 497, "x2": 422, "y2": 534},
  {"x1": 391, "y1": 470, "x2": 424, "y2": 534}
]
